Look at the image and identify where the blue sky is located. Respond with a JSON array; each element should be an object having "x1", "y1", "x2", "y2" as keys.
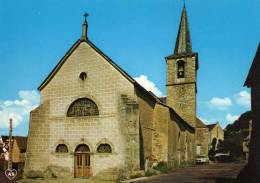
[{"x1": 0, "y1": 0, "x2": 260, "y2": 136}]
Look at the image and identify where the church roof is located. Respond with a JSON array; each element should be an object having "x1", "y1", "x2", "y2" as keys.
[
  {"x1": 244, "y1": 42, "x2": 260, "y2": 87},
  {"x1": 206, "y1": 123, "x2": 219, "y2": 131},
  {"x1": 196, "y1": 117, "x2": 207, "y2": 128},
  {"x1": 1, "y1": 136, "x2": 27, "y2": 150}
]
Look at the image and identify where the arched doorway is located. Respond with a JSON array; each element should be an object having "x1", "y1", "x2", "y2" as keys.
[{"x1": 74, "y1": 144, "x2": 92, "y2": 178}]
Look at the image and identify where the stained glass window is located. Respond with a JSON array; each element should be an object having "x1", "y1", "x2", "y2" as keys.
[
  {"x1": 75, "y1": 144, "x2": 90, "y2": 153},
  {"x1": 97, "y1": 144, "x2": 112, "y2": 153},
  {"x1": 67, "y1": 98, "x2": 99, "y2": 117},
  {"x1": 56, "y1": 144, "x2": 68, "y2": 153}
]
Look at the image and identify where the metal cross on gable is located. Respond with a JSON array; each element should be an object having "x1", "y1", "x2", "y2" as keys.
[{"x1": 84, "y1": 13, "x2": 89, "y2": 19}]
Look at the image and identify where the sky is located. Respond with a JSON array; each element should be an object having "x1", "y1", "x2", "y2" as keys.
[{"x1": 0, "y1": 0, "x2": 260, "y2": 136}]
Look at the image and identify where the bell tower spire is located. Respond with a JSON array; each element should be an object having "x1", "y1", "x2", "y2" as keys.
[
  {"x1": 174, "y1": 5, "x2": 192, "y2": 55},
  {"x1": 166, "y1": 5, "x2": 198, "y2": 127},
  {"x1": 81, "y1": 13, "x2": 89, "y2": 40}
]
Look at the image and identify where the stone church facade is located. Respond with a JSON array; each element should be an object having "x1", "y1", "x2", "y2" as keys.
[{"x1": 24, "y1": 6, "x2": 208, "y2": 179}]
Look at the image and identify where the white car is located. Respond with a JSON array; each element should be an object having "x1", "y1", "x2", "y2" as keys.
[{"x1": 196, "y1": 155, "x2": 209, "y2": 164}]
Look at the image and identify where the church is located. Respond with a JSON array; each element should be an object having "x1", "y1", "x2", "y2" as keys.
[{"x1": 24, "y1": 6, "x2": 209, "y2": 180}]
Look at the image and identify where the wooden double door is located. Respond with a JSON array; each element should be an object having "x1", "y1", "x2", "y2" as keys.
[{"x1": 74, "y1": 153, "x2": 92, "y2": 178}]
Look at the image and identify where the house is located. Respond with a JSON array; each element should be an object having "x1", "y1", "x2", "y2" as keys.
[
  {"x1": 241, "y1": 42, "x2": 260, "y2": 182},
  {"x1": 207, "y1": 122, "x2": 224, "y2": 150},
  {"x1": 0, "y1": 136, "x2": 27, "y2": 173},
  {"x1": 243, "y1": 120, "x2": 252, "y2": 161}
]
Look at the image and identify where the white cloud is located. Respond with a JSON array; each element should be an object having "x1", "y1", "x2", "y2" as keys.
[
  {"x1": 236, "y1": 90, "x2": 251, "y2": 108},
  {"x1": 0, "y1": 90, "x2": 40, "y2": 129},
  {"x1": 208, "y1": 97, "x2": 232, "y2": 110},
  {"x1": 226, "y1": 113, "x2": 239, "y2": 123},
  {"x1": 134, "y1": 75, "x2": 163, "y2": 97}
]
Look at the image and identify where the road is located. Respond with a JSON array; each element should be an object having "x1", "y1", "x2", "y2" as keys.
[
  {"x1": 0, "y1": 170, "x2": 15, "y2": 183},
  {"x1": 140, "y1": 163, "x2": 245, "y2": 183}
]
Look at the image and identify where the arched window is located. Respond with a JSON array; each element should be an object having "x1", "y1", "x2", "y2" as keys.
[
  {"x1": 177, "y1": 60, "x2": 185, "y2": 78},
  {"x1": 67, "y1": 98, "x2": 99, "y2": 117},
  {"x1": 97, "y1": 144, "x2": 112, "y2": 153},
  {"x1": 75, "y1": 144, "x2": 90, "y2": 153},
  {"x1": 56, "y1": 144, "x2": 68, "y2": 153}
]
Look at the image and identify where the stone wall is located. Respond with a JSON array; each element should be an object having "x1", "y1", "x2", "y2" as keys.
[
  {"x1": 135, "y1": 89, "x2": 155, "y2": 169},
  {"x1": 25, "y1": 103, "x2": 50, "y2": 173},
  {"x1": 152, "y1": 104, "x2": 169, "y2": 163},
  {"x1": 166, "y1": 55, "x2": 197, "y2": 127},
  {"x1": 195, "y1": 128, "x2": 209, "y2": 156}
]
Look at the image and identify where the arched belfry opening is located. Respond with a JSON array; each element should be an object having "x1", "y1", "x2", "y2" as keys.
[{"x1": 177, "y1": 60, "x2": 185, "y2": 78}]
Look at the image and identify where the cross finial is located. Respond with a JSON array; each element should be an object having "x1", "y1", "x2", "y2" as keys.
[
  {"x1": 84, "y1": 13, "x2": 89, "y2": 20},
  {"x1": 82, "y1": 13, "x2": 89, "y2": 40}
]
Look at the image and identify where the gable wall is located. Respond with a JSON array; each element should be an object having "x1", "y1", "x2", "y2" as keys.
[{"x1": 25, "y1": 41, "x2": 138, "y2": 177}]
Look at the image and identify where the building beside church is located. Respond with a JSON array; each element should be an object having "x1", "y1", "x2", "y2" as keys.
[
  {"x1": 243, "y1": 120, "x2": 252, "y2": 161},
  {"x1": 0, "y1": 136, "x2": 27, "y2": 173},
  {"x1": 207, "y1": 122, "x2": 224, "y2": 150},
  {"x1": 24, "y1": 6, "x2": 208, "y2": 180},
  {"x1": 241, "y1": 43, "x2": 260, "y2": 183}
]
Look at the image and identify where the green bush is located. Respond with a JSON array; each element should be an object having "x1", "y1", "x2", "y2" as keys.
[{"x1": 153, "y1": 161, "x2": 175, "y2": 173}]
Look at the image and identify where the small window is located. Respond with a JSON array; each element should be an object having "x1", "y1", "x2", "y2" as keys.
[
  {"x1": 56, "y1": 144, "x2": 68, "y2": 153},
  {"x1": 177, "y1": 60, "x2": 185, "y2": 78},
  {"x1": 97, "y1": 144, "x2": 112, "y2": 153},
  {"x1": 79, "y1": 72, "x2": 87, "y2": 81}
]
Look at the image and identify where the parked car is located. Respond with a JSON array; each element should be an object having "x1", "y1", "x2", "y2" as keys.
[
  {"x1": 215, "y1": 153, "x2": 231, "y2": 162},
  {"x1": 196, "y1": 155, "x2": 209, "y2": 164}
]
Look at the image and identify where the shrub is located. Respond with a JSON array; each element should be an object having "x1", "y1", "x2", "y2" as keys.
[{"x1": 153, "y1": 161, "x2": 175, "y2": 173}]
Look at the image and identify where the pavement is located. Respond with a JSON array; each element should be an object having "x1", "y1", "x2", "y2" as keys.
[
  {"x1": 137, "y1": 163, "x2": 245, "y2": 183},
  {"x1": 0, "y1": 163, "x2": 245, "y2": 183}
]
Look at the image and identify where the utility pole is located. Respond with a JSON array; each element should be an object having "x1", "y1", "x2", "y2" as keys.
[{"x1": 8, "y1": 118, "x2": 13, "y2": 170}]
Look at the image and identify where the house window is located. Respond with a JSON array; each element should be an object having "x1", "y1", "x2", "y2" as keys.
[
  {"x1": 67, "y1": 98, "x2": 99, "y2": 117},
  {"x1": 56, "y1": 144, "x2": 68, "y2": 153},
  {"x1": 97, "y1": 144, "x2": 112, "y2": 153},
  {"x1": 177, "y1": 60, "x2": 185, "y2": 78}
]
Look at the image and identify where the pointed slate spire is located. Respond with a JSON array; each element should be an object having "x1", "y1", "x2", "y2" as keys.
[
  {"x1": 174, "y1": 5, "x2": 192, "y2": 55},
  {"x1": 81, "y1": 13, "x2": 89, "y2": 40}
]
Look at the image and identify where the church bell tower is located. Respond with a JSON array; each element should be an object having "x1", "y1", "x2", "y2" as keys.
[{"x1": 166, "y1": 5, "x2": 198, "y2": 127}]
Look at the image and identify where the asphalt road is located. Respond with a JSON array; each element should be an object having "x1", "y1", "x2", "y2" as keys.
[{"x1": 141, "y1": 163, "x2": 245, "y2": 183}]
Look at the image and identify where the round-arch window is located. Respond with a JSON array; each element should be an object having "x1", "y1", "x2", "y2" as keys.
[
  {"x1": 97, "y1": 144, "x2": 112, "y2": 153},
  {"x1": 56, "y1": 144, "x2": 68, "y2": 153},
  {"x1": 79, "y1": 72, "x2": 87, "y2": 81},
  {"x1": 67, "y1": 98, "x2": 99, "y2": 117},
  {"x1": 75, "y1": 144, "x2": 90, "y2": 153}
]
